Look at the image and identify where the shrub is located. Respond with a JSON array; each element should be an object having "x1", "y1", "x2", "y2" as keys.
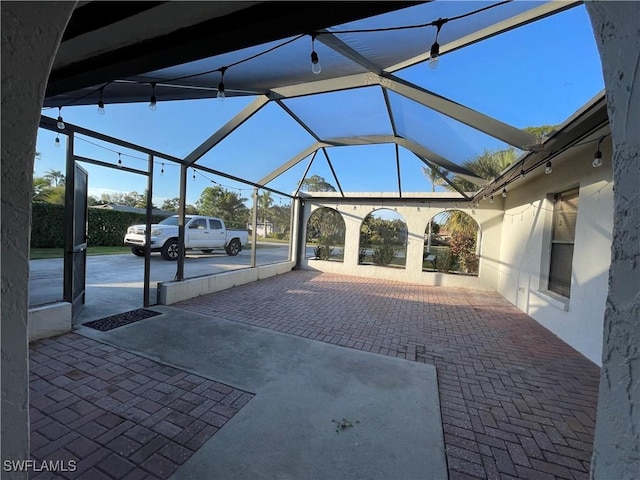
[
  {"x1": 30, "y1": 203, "x2": 65, "y2": 247},
  {"x1": 30, "y1": 204, "x2": 168, "y2": 247},
  {"x1": 435, "y1": 251, "x2": 454, "y2": 272},
  {"x1": 372, "y1": 244, "x2": 396, "y2": 265},
  {"x1": 314, "y1": 245, "x2": 333, "y2": 260}
]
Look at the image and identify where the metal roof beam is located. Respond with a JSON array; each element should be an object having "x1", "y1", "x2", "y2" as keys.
[
  {"x1": 258, "y1": 142, "x2": 330, "y2": 186},
  {"x1": 381, "y1": 75, "x2": 538, "y2": 150},
  {"x1": 322, "y1": 148, "x2": 345, "y2": 197},
  {"x1": 320, "y1": 134, "x2": 487, "y2": 185},
  {"x1": 271, "y1": 73, "x2": 376, "y2": 99},
  {"x1": 316, "y1": 30, "x2": 383, "y2": 75},
  {"x1": 184, "y1": 95, "x2": 270, "y2": 166},
  {"x1": 275, "y1": 99, "x2": 322, "y2": 142},
  {"x1": 418, "y1": 156, "x2": 472, "y2": 201},
  {"x1": 388, "y1": 2, "x2": 581, "y2": 72}
]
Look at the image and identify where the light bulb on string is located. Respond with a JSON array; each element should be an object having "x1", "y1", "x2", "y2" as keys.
[
  {"x1": 593, "y1": 136, "x2": 604, "y2": 167},
  {"x1": 310, "y1": 34, "x2": 321, "y2": 74},
  {"x1": 54, "y1": 134, "x2": 61, "y2": 147},
  {"x1": 545, "y1": 160, "x2": 553, "y2": 174},
  {"x1": 97, "y1": 87, "x2": 105, "y2": 115},
  {"x1": 489, "y1": 195, "x2": 494, "y2": 204},
  {"x1": 117, "y1": 153, "x2": 122, "y2": 168},
  {"x1": 192, "y1": 169, "x2": 196, "y2": 181},
  {"x1": 160, "y1": 163, "x2": 164, "y2": 176},
  {"x1": 502, "y1": 188, "x2": 507, "y2": 198},
  {"x1": 217, "y1": 67, "x2": 227, "y2": 102},
  {"x1": 149, "y1": 83, "x2": 157, "y2": 111},
  {"x1": 519, "y1": 168, "x2": 525, "y2": 180},
  {"x1": 56, "y1": 107, "x2": 66, "y2": 130},
  {"x1": 429, "y1": 19, "x2": 446, "y2": 70}
]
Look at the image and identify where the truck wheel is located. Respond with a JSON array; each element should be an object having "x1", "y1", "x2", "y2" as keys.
[
  {"x1": 131, "y1": 247, "x2": 145, "y2": 257},
  {"x1": 226, "y1": 239, "x2": 241, "y2": 256},
  {"x1": 161, "y1": 239, "x2": 180, "y2": 261}
]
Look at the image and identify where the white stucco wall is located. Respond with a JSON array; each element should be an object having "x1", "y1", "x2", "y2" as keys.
[
  {"x1": 300, "y1": 195, "x2": 503, "y2": 290},
  {"x1": 1, "y1": 2, "x2": 76, "y2": 475},
  {"x1": 497, "y1": 139, "x2": 614, "y2": 365}
]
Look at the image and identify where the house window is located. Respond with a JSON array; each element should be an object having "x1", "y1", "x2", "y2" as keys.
[{"x1": 548, "y1": 188, "x2": 579, "y2": 297}]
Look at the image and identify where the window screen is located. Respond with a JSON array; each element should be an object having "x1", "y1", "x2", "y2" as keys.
[{"x1": 549, "y1": 188, "x2": 579, "y2": 297}]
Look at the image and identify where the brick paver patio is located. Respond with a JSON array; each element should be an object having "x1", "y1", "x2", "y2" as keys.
[
  {"x1": 175, "y1": 271, "x2": 601, "y2": 480},
  {"x1": 29, "y1": 333, "x2": 253, "y2": 479}
]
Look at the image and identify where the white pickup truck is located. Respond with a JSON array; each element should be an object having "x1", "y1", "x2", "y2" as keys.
[{"x1": 124, "y1": 215, "x2": 249, "y2": 260}]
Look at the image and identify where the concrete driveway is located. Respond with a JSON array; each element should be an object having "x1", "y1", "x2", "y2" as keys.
[{"x1": 29, "y1": 243, "x2": 292, "y2": 324}]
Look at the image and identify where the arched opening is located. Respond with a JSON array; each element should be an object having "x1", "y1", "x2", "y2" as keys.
[
  {"x1": 359, "y1": 209, "x2": 408, "y2": 268},
  {"x1": 305, "y1": 207, "x2": 346, "y2": 262},
  {"x1": 423, "y1": 210, "x2": 480, "y2": 275}
]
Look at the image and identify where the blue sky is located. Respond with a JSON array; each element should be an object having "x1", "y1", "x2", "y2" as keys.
[{"x1": 36, "y1": 4, "x2": 603, "y2": 207}]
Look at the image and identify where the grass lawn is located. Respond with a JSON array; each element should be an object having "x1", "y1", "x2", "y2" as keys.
[{"x1": 30, "y1": 246, "x2": 132, "y2": 260}]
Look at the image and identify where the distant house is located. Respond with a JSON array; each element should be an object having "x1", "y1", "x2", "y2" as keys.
[{"x1": 90, "y1": 204, "x2": 175, "y2": 217}]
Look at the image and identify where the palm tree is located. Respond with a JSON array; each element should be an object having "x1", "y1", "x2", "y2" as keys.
[
  {"x1": 258, "y1": 191, "x2": 273, "y2": 237},
  {"x1": 450, "y1": 147, "x2": 519, "y2": 193},
  {"x1": 422, "y1": 164, "x2": 447, "y2": 252},
  {"x1": 43, "y1": 169, "x2": 65, "y2": 187}
]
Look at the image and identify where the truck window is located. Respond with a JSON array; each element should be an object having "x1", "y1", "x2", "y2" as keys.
[
  {"x1": 210, "y1": 219, "x2": 222, "y2": 230},
  {"x1": 188, "y1": 218, "x2": 207, "y2": 230}
]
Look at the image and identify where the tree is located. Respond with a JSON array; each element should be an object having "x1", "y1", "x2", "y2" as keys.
[
  {"x1": 524, "y1": 125, "x2": 556, "y2": 142},
  {"x1": 270, "y1": 204, "x2": 292, "y2": 236},
  {"x1": 196, "y1": 186, "x2": 248, "y2": 227},
  {"x1": 422, "y1": 164, "x2": 447, "y2": 252},
  {"x1": 449, "y1": 146, "x2": 520, "y2": 193},
  {"x1": 43, "y1": 169, "x2": 65, "y2": 187},
  {"x1": 256, "y1": 191, "x2": 274, "y2": 236},
  {"x1": 300, "y1": 175, "x2": 336, "y2": 192},
  {"x1": 161, "y1": 197, "x2": 198, "y2": 214},
  {"x1": 32, "y1": 176, "x2": 53, "y2": 202}
]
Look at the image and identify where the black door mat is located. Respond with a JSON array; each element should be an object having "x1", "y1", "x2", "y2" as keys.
[{"x1": 83, "y1": 308, "x2": 162, "y2": 331}]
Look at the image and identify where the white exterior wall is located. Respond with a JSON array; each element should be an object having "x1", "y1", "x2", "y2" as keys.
[
  {"x1": 498, "y1": 140, "x2": 614, "y2": 365},
  {"x1": 300, "y1": 195, "x2": 504, "y2": 290}
]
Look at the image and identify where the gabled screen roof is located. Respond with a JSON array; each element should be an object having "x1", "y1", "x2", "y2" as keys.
[{"x1": 41, "y1": 1, "x2": 604, "y2": 199}]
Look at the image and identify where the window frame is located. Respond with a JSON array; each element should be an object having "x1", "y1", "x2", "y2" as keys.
[{"x1": 547, "y1": 187, "x2": 580, "y2": 298}]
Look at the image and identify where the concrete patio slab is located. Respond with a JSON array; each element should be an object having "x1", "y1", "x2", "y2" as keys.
[{"x1": 77, "y1": 306, "x2": 447, "y2": 480}]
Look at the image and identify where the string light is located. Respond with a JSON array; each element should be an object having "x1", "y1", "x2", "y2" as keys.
[
  {"x1": 53, "y1": 2, "x2": 512, "y2": 111},
  {"x1": 310, "y1": 34, "x2": 321, "y2": 74},
  {"x1": 97, "y1": 87, "x2": 105, "y2": 115},
  {"x1": 192, "y1": 168, "x2": 196, "y2": 181},
  {"x1": 217, "y1": 67, "x2": 227, "y2": 101},
  {"x1": 149, "y1": 82, "x2": 157, "y2": 111},
  {"x1": 56, "y1": 107, "x2": 66, "y2": 130},
  {"x1": 429, "y1": 19, "x2": 447, "y2": 69},
  {"x1": 545, "y1": 160, "x2": 552, "y2": 174},
  {"x1": 519, "y1": 167, "x2": 525, "y2": 179},
  {"x1": 593, "y1": 136, "x2": 604, "y2": 167},
  {"x1": 502, "y1": 188, "x2": 507, "y2": 198},
  {"x1": 54, "y1": 133, "x2": 61, "y2": 147},
  {"x1": 160, "y1": 163, "x2": 165, "y2": 175},
  {"x1": 489, "y1": 195, "x2": 494, "y2": 204},
  {"x1": 117, "y1": 152, "x2": 122, "y2": 168}
]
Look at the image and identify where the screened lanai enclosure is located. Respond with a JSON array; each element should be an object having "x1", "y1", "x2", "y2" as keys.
[{"x1": 37, "y1": 0, "x2": 606, "y2": 310}]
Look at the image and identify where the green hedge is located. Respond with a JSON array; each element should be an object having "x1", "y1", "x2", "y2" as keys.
[{"x1": 30, "y1": 204, "x2": 168, "y2": 247}]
